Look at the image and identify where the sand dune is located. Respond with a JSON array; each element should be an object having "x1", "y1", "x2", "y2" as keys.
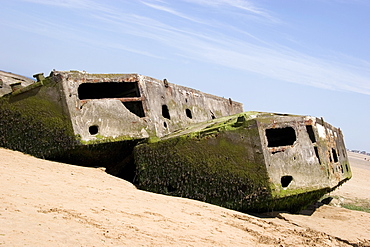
[{"x1": 1, "y1": 148, "x2": 369, "y2": 246}]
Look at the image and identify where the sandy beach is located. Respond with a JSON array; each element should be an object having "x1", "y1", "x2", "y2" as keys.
[{"x1": 1, "y1": 148, "x2": 369, "y2": 246}]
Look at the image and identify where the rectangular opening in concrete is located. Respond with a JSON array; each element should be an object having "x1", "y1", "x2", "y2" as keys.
[
  {"x1": 332, "y1": 148, "x2": 338, "y2": 163},
  {"x1": 266, "y1": 127, "x2": 296, "y2": 147},
  {"x1": 78, "y1": 81, "x2": 145, "y2": 117},
  {"x1": 306, "y1": 125, "x2": 316, "y2": 143},
  {"x1": 78, "y1": 82, "x2": 141, "y2": 100}
]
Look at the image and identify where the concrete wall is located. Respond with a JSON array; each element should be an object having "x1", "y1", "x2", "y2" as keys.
[
  {"x1": 55, "y1": 71, "x2": 243, "y2": 142},
  {"x1": 257, "y1": 114, "x2": 351, "y2": 197},
  {"x1": 139, "y1": 75, "x2": 243, "y2": 138},
  {"x1": 133, "y1": 111, "x2": 351, "y2": 211},
  {"x1": 0, "y1": 71, "x2": 34, "y2": 97}
]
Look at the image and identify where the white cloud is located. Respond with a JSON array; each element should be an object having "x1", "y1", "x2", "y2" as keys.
[
  {"x1": 22, "y1": 0, "x2": 113, "y2": 13},
  {"x1": 12, "y1": 0, "x2": 370, "y2": 95},
  {"x1": 183, "y1": 0, "x2": 278, "y2": 22},
  {"x1": 24, "y1": 0, "x2": 92, "y2": 8},
  {"x1": 184, "y1": 0, "x2": 259, "y2": 12},
  {"x1": 141, "y1": 1, "x2": 206, "y2": 24}
]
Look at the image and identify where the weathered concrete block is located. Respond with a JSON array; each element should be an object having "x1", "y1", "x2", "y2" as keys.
[
  {"x1": 0, "y1": 70, "x2": 243, "y2": 169},
  {"x1": 134, "y1": 112, "x2": 351, "y2": 212},
  {"x1": 0, "y1": 70, "x2": 351, "y2": 212},
  {"x1": 0, "y1": 71, "x2": 34, "y2": 97}
]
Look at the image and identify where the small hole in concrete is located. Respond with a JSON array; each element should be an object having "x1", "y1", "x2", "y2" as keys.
[
  {"x1": 186, "y1": 108, "x2": 192, "y2": 119},
  {"x1": 89, "y1": 125, "x2": 99, "y2": 135},
  {"x1": 281, "y1": 175, "x2": 293, "y2": 188},
  {"x1": 162, "y1": 105, "x2": 171, "y2": 119},
  {"x1": 345, "y1": 164, "x2": 349, "y2": 172},
  {"x1": 164, "y1": 122, "x2": 167, "y2": 128}
]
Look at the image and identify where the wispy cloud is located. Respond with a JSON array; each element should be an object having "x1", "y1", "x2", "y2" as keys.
[
  {"x1": 141, "y1": 1, "x2": 206, "y2": 24},
  {"x1": 11, "y1": 0, "x2": 370, "y2": 95},
  {"x1": 183, "y1": 0, "x2": 278, "y2": 22},
  {"x1": 184, "y1": 0, "x2": 261, "y2": 13},
  {"x1": 24, "y1": 0, "x2": 92, "y2": 8},
  {"x1": 157, "y1": 31, "x2": 370, "y2": 95},
  {"x1": 2, "y1": 5, "x2": 163, "y2": 59},
  {"x1": 23, "y1": 0, "x2": 114, "y2": 13}
]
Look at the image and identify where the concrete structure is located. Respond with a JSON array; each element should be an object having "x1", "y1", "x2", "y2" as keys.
[
  {"x1": 0, "y1": 70, "x2": 34, "y2": 97},
  {"x1": 58, "y1": 70, "x2": 243, "y2": 142},
  {"x1": 0, "y1": 70, "x2": 242, "y2": 167},
  {"x1": 0, "y1": 70, "x2": 351, "y2": 212},
  {"x1": 134, "y1": 112, "x2": 351, "y2": 212}
]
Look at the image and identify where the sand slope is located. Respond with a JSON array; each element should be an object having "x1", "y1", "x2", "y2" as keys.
[{"x1": 1, "y1": 148, "x2": 369, "y2": 246}]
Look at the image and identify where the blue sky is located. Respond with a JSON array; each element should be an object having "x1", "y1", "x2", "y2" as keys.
[{"x1": 1, "y1": 0, "x2": 369, "y2": 152}]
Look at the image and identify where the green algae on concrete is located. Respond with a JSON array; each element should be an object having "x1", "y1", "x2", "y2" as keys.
[
  {"x1": 134, "y1": 113, "x2": 272, "y2": 212},
  {"x1": 134, "y1": 111, "x2": 351, "y2": 212},
  {"x1": 0, "y1": 77, "x2": 142, "y2": 177},
  {"x1": 0, "y1": 70, "x2": 351, "y2": 213},
  {"x1": 0, "y1": 76, "x2": 77, "y2": 159}
]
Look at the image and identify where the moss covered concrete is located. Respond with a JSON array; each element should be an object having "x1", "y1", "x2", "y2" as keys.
[
  {"x1": 134, "y1": 113, "x2": 270, "y2": 212},
  {"x1": 0, "y1": 71, "x2": 350, "y2": 213},
  {"x1": 0, "y1": 77, "x2": 78, "y2": 159},
  {"x1": 0, "y1": 75, "x2": 143, "y2": 172},
  {"x1": 133, "y1": 112, "x2": 349, "y2": 212}
]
